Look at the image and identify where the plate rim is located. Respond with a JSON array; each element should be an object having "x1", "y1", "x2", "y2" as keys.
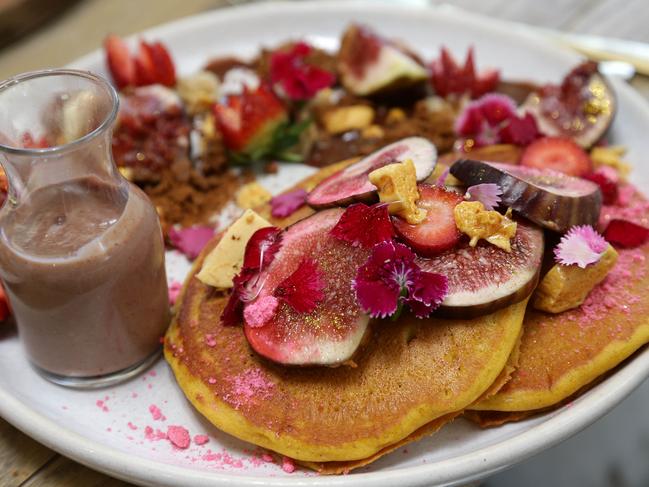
[{"x1": 2, "y1": 1, "x2": 649, "y2": 486}]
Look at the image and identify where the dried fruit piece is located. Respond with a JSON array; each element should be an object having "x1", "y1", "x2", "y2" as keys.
[
  {"x1": 337, "y1": 24, "x2": 428, "y2": 96},
  {"x1": 534, "y1": 244, "x2": 618, "y2": 313},
  {"x1": 583, "y1": 167, "x2": 619, "y2": 205},
  {"x1": 270, "y1": 188, "x2": 308, "y2": 218},
  {"x1": 417, "y1": 218, "x2": 544, "y2": 318},
  {"x1": 520, "y1": 137, "x2": 592, "y2": 177},
  {"x1": 522, "y1": 61, "x2": 615, "y2": 148},
  {"x1": 330, "y1": 203, "x2": 394, "y2": 248},
  {"x1": 307, "y1": 137, "x2": 436, "y2": 208},
  {"x1": 393, "y1": 185, "x2": 463, "y2": 257},
  {"x1": 430, "y1": 46, "x2": 499, "y2": 99},
  {"x1": 450, "y1": 159, "x2": 602, "y2": 233},
  {"x1": 244, "y1": 209, "x2": 371, "y2": 366},
  {"x1": 168, "y1": 226, "x2": 215, "y2": 260},
  {"x1": 603, "y1": 219, "x2": 649, "y2": 248}
]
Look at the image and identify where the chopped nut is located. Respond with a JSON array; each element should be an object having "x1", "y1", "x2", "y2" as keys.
[
  {"x1": 533, "y1": 244, "x2": 618, "y2": 313},
  {"x1": 590, "y1": 145, "x2": 631, "y2": 181},
  {"x1": 369, "y1": 159, "x2": 426, "y2": 224},
  {"x1": 236, "y1": 181, "x2": 272, "y2": 209},
  {"x1": 361, "y1": 124, "x2": 385, "y2": 139},
  {"x1": 385, "y1": 108, "x2": 406, "y2": 124},
  {"x1": 454, "y1": 202, "x2": 517, "y2": 252},
  {"x1": 196, "y1": 209, "x2": 272, "y2": 289},
  {"x1": 321, "y1": 105, "x2": 375, "y2": 134},
  {"x1": 177, "y1": 71, "x2": 220, "y2": 115}
]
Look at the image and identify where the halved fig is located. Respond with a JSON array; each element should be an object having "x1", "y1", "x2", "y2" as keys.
[
  {"x1": 244, "y1": 209, "x2": 371, "y2": 366},
  {"x1": 521, "y1": 61, "x2": 616, "y2": 148},
  {"x1": 307, "y1": 137, "x2": 436, "y2": 208},
  {"x1": 417, "y1": 218, "x2": 544, "y2": 318},
  {"x1": 337, "y1": 24, "x2": 428, "y2": 97},
  {"x1": 450, "y1": 159, "x2": 602, "y2": 233}
]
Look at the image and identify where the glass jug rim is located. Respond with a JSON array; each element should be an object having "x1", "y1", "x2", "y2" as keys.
[{"x1": 0, "y1": 69, "x2": 119, "y2": 157}]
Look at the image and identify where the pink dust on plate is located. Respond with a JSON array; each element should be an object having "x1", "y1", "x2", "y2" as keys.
[
  {"x1": 149, "y1": 404, "x2": 166, "y2": 421},
  {"x1": 167, "y1": 425, "x2": 191, "y2": 449},
  {"x1": 224, "y1": 368, "x2": 275, "y2": 409}
]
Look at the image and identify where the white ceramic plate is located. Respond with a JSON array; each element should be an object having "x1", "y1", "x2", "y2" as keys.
[{"x1": 2, "y1": 2, "x2": 649, "y2": 486}]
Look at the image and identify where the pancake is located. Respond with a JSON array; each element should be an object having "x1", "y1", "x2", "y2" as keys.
[
  {"x1": 470, "y1": 238, "x2": 649, "y2": 420},
  {"x1": 164, "y1": 160, "x2": 528, "y2": 472}
]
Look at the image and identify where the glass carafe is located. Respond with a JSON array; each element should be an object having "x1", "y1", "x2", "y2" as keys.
[{"x1": 0, "y1": 69, "x2": 170, "y2": 388}]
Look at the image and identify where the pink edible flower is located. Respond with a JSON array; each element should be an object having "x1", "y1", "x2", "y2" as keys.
[
  {"x1": 243, "y1": 295, "x2": 279, "y2": 327},
  {"x1": 353, "y1": 240, "x2": 448, "y2": 319},
  {"x1": 330, "y1": 203, "x2": 394, "y2": 248},
  {"x1": 464, "y1": 183, "x2": 503, "y2": 210},
  {"x1": 167, "y1": 425, "x2": 191, "y2": 449},
  {"x1": 270, "y1": 42, "x2": 335, "y2": 100},
  {"x1": 270, "y1": 188, "x2": 308, "y2": 218},
  {"x1": 168, "y1": 225, "x2": 215, "y2": 260},
  {"x1": 274, "y1": 259, "x2": 325, "y2": 313},
  {"x1": 455, "y1": 93, "x2": 540, "y2": 149},
  {"x1": 554, "y1": 225, "x2": 609, "y2": 268}
]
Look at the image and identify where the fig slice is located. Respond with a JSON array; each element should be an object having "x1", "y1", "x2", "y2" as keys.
[
  {"x1": 337, "y1": 24, "x2": 428, "y2": 97},
  {"x1": 450, "y1": 159, "x2": 602, "y2": 233},
  {"x1": 306, "y1": 137, "x2": 437, "y2": 208},
  {"x1": 244, "y1": 208, "x2": 371, "y2": 366},
  {"x1": 521, "y1": 61, "x2": 616, "y2": 148},
  {"x1": 417, "y1": 218, "x2": 544, "y2": 318}
]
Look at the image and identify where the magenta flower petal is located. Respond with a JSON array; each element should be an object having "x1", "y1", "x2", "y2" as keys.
[
  {"x1": 330, "y1": 203, "x2": 394, "y2": 248},
  {"x1": 554, "y1": 225, "x2": 609, "y2": 268},
  {"x1": 353, "y1": 277, "x2": 400, "y2": 318},
  {"x1": 465, "y1": 183, "x2": 503, "y2": 210},
  {"x1": 270, "y1": 42, "x2": 335, "y2": 100},
  {"x1": 405, "y1": 272, "x2": 448, "y2": 318},
  {"x1": 274, "y1": 258, "x2": 325, "y2": 313},
  {"x1": 168, "y1": 225, "x2": 215, "y2": 260},
  {"x1": 270, "y1": 188, "x2": 308, "y2": 218}
]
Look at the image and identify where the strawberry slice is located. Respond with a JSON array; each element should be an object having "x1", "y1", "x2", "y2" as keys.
[
  {"x1": 104, "y1": 34, "x2": 135, "y2": 89},
  {"x1": 520, "y1": 136, "x2": 592, "y2": 177},
  {"x1": 0, "y1": 283, "x2": 10, "y2": 322},
  {"x1": 430, "y1": 47, "x2": 500, "y2": 99},
  {"x1": 104, "y1": 35, "x2": 176, "y2": 89},
  {"x1": 213, "y1": 85, "x2": 288, "y2": 155},
  {"x1": 393, "y1": 184, "x2": 464, "y2": 257}
]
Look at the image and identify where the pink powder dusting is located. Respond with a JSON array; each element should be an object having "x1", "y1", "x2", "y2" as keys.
[
  {"x1": 95, "y1": 399, "x2": 109, "y2": 412},
  {"x1": 243, "y1": 296, "x2": 279, "y2": 327},
  {"x1": 144, "y1": 426, "x2": 168, "y2": 441},
  {"x1": 149, "y1": 404, "x2": 166, "y2": 421},
  {"x1": 281, "y1": 456, "x2": 296, "y2": 473},
  {"x1": 148, "y1": 370, "x2": 157, "y2": 377},
  {"x1": 225, "y1": 368, "x2": 275, "y2": 409},
  {"x1": 193, "y1": 434, "x2": 210, "y2": 446},
  {"x1": 568, "y1": 247, "x2": 646, "y2": 328},
  {"x1": 204, "y1": 334, "x2": 217, "y2": 347},
  {"x1": 127, "y1": 422, "x2": 138, "y2": 431},
  {"x1": 167, "y1": 425, "x2": 191, "y2": 449}
]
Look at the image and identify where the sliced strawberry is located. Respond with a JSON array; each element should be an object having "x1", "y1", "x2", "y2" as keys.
[
  {"x1": 430, "y1": 46, "x2": 500, "y2": 99},
  {"x1": 393, "y1": 184, "x2": 463, "y2": 257},
  {"x1": 134, "y1": 41, "x2": 157, "y2": 87},
  {"x1": 104, "y1": 34, "x2": 135, "y2": 89},
  {"x1": 520, "y1": 136, "x2": 592, "y2": 177},
  {"x1": 148, "y1": 41, "x2": 176, "y2": 87},
  {"x1": 213, "y1": 85, "x2": 287, "y2": 154}
]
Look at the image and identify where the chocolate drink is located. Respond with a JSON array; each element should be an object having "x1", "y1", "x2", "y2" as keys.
[{"x1": 0, "y1": 177, "x2": 169, "y2": 377}]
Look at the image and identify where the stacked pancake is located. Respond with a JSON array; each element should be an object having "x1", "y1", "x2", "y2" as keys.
[{"x1": 165, "y1": 155, "x2": 649, "y2": 474}]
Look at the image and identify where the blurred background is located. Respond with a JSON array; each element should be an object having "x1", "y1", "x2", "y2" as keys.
[{"x1": 1, "y1": 0, "x2": 649, "y2": 486}]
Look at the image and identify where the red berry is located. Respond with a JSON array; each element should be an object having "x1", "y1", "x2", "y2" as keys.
[
  {"x1": 520, "y1": 137, "x2": 592, "y2": 177},
  {"x1": 393, "y1": 185, "x2": 463, "y2": 257},
  {"x1": 134, "y1": 41, "x2": 157, "y2": 87},
  {"x1": 148, "y1": 41, "x2": 176, "y2": 87},
  {"x1": 104, "y1": 34, "x2": 135, "y2": 89}
]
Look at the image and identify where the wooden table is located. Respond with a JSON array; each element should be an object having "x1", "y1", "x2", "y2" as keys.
[{"x1": 1, "y1": 0, "x2": 649, "y2": 485}]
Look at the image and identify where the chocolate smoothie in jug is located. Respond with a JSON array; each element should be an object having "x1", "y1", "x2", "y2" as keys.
[{"x1": 0, "y1": 177, "x2": 169, "y2": 378}]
